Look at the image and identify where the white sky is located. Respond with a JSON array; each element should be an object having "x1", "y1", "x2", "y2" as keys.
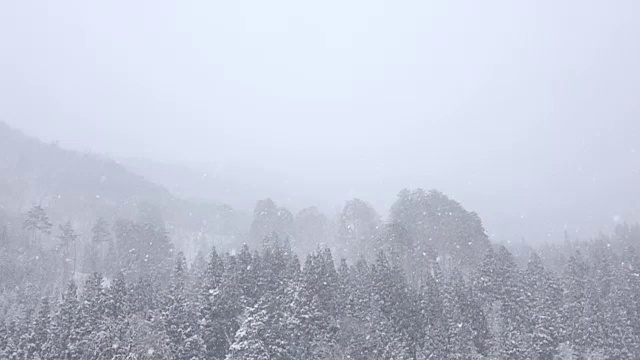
[{"x1": 1, "y1": 0, "x2": 639, "y2": 242}]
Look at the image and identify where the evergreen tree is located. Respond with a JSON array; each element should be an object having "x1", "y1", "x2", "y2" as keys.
[
  {"x1": 24, "y1": 297, "x2": 55, "y2": 359},
  {"x1": 3, "y1": 317, "x2": 30, "y2": 360},
  {"x1": 56, "y1": 221, "x2": 78, "y2": 286},
  {"x1": 0, "y1": 224, "x2": 9, "y2": 248},
  {"x1": 23, "y1": 205, "x2": 52, "y2": 248},
  {"x1": 560, "y1": 254, "x2": 588, "y2": 355},
  {"x1": 389, "y1": 189, "x2": 489, "y2": 269},
  {"x1": 337, "y1": 198, "x2": 381, "y2": 260},
  {"x1": 294, "y1": 207, "x2": 332, "y2": 256},
  {"x1": 234, "y1": 244, "x2": 259, "y2": 307},
  {"x1": 84, "y1": 217, "x2": 112, "y2": 275},
  {"x1": 496, "y1": 246, "x2": 530, "y2": 359},
  {"x1": 74, "y1": 272, "x2": 112, "y2": 359},
  {"x1": 441, "y1": 271, "x2": 479, "y2": 359},
  {"x1": 55, "y1": 281, "x2": 80, "y2": 360},
  {"x1": 250, "y1": 199, "x2": 294, "y2": 249},
  {"x1": 164, "y1": 252, "x2": 205, "y2": 360},
  {"x1": 6, "y1": 209, "x2": 640, "y2": 360},
  {"x1": 226, "y1": 273, "x2": 297, "y2": 360},
  {"x1": 114, "y1": 212, "x2": 173, "y2": 283},
  {"x1": 293, "y1": 248, "x2": 340, "y2": 358},
  {"x1": 525, "y1": 252, "x2": 561, "y2": 359},
  {"x1": 336, "y1": 258, "x2": 376, "y2": 359},
  {"x1": 418, "y1": 264, "x2": 447, "y2": 359},
  {"x1": 199, "y1": 247, "x2": 238, "y2": 359}
]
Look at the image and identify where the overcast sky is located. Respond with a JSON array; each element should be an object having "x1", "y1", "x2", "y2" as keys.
[{"x1": 1, "y1": 1, "x2": 639, "y2": 242}]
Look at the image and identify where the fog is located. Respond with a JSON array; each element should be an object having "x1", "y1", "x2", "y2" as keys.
[
  {"x1": 5, "y1": 2, "x2": 640, "y2": 359},
  {"x1": 2, "y1": 0, "x2": 639, "y2": 242}
]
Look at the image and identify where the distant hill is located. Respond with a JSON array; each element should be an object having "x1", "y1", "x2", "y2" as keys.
[
  {"x1": 0, "y1": 121, "x2": 171, "y2": 215},
  {"x1": 117, "y1": 155, "x2": 336, "y2": 217},
  {"x1": 118, "y1": 157, "x2": 275, "y2": 213},
  {"x1": 0, "y1": 121, "x2": 248, "y2": 253}
]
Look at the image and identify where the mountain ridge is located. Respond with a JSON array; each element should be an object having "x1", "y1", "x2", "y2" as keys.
[{"x1": 0, "y1": 121, "x2": 247, "y2": 254}]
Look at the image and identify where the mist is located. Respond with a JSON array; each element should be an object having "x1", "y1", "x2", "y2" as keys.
[
  {"x1": 3, "y1": 1, "x2": 640, "y2": 246},
  {"x1": 3, "y1": 1, "x2": 640, "y2": 359},
  {"x1": 3, "y1": 1, "x2": 640, "y2": 242}
]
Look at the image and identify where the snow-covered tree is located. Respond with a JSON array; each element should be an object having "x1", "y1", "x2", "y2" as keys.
[
  {"x1": 163, "y1": 252, "x2": 205, "y2": 359},
  {"x1": 23, "y1": 205, "x2": 52, "y2": 248},
  {"x1": 57, "y1": 221, "x2": 78, "y2": 286},
  {"x1": 250, "y1": 198, "x2": 294, "y2": 249},
  {"x1": 337, "y1": 198, "x2": 381, "y2": 260}
]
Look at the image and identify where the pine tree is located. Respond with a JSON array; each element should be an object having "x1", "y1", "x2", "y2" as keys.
[
  {"x1": 496, "y1": 246, "x2": 530, "y2": 359},
  {"x1": 591, "y1": 243, "x2": 636, "y2": 358},
  {"x1": 464, "y1": 285, "x2": 491, "y2": 357},
  {"x1": 250, "y1": 199, "x2": 294, "y2": 249},
  {"x1": 441, "y1": 271, "x2": 479, "y2": 359},
  {"x1": 620, "y1": 246, "x2": 640, "y2": 356},
  {"x1": 418, "y1": 264, "x2": 447, "y2": 359},
  {"x1": 55, "y1": 281, "x2": 80, "y2": 360},
  {"x1": 226, "y1": 306, "x2": 272, "y2": 360},
  {"x1": 218, "y1": 254, "x2": 246, "y2": 353},
  {"x1": 0, "y1": 321, "x2": 9, "y2": 359},
  {"x1": 3, "y1": 317, "x2": 30, "y2": 360},
  {"x1": 293, "y1": 248, "x2": 340, "y2": 358},
  {"x1": 23, "y1": 297, "x2": 55, "y2": 359},
  {"x1": 190, "y1": 250, "x2": 207, "y2": 292},
  {"x1": 103, "y1": 272, "x2": 132, "y2": 359},
  {"x1": 389, "y1": 189, "x2": 489, "y2": 269},
  {"x1": 526, "y1": 252, "x2": 561, "y2": 359},
  {"x1": 87, "y1": 218, "x2": 112, "y2": 275},
  {"x1": 226, "y1": 276, "x2": 297, "y2": 360},
  {"x1": 236, "y1": 244, "x2": 260, "y2": 307},
  {"x1": 23, "y1": 205, "x2": 52, "y2": 248},
  {"x1": 560, "y1": 254, "x2": 587, "y2": 355},
  {"x1": 92, "y1": 218, "x2": 112, "y2": 245},
  {"x1": 57, "y1": 221, "x2": 78, "y2": 287},
  {"x1": 294, "y1": 207, "x2": 331, "y2": 256},
  {"x1": 337, "y1": 199, "x2": 381, "y2": 260},
  {"x1": 74, "y1": 272, "x2": 113, "y2": 359},
  {"x1": 114, "y1": 209, "x2": 173, "y2": 284},
  {"x1": 199, "y1": 247, "x2": 235, "y2": 359},
  {"x1": 164, "y1": 252, "x2": 205, "y2": 360},
  {"x1": 336, "y1": 258, "x2": 376, "y2": 359},
  {"x1": 0, "y1": 224, "x2": 9, "y2": 248}
]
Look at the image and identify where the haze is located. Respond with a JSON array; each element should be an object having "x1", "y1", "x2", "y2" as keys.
[{"x1": 1, "y1": 0, "x2": 639, "y2": 243}]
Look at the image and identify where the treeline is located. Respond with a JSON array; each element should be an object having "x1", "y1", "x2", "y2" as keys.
[
  {"x1": 0, "y1": 189, "x2": 489, "y2": 288},
  {"x1": 252, "y1": 189, "x2": 490, "y2": 272},
  {"x1": 1, "y1": 189, "x2": 640, "y2": 359},
  {"x1": 2, "y1": 224, "x2": 640, "y2": 359}
]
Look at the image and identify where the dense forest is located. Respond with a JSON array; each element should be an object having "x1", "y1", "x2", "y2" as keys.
[
  {"x1": 1, "y1": 186, "x2": 640, "y2": 359},
  {"x1": 1, "y1": 120, "x2": 639, "y2": 359},
  {"x1": 2, "y1": 0, "x2": 639, "y2": 357}
]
